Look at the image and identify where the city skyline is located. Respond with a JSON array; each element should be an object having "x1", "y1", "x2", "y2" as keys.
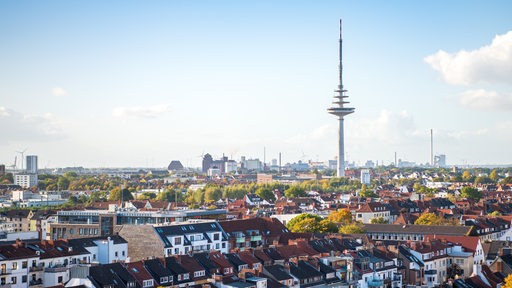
[{"x1": 1, "y1": 1, "x2": 512, "y2": 168}]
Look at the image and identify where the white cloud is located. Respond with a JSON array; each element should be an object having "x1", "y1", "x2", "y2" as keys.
[
  {"x1": 0, "y1": 107, "x2": 65, "y2": 144},
  {"x1": 459, "y1": 89, "x2": 512, "y2": 111},
  {"x1": 349, "y1": 110, "x2": 422, "y2": 145},
  {"x1": 51, "y1": 87, "x2": 68, "y2": 97},
  {"x1": 286, "y1": 124, "x2": 333, "y2": 144},
  {"x1": 425, "y1": 31, "x2": 512, "y2": 85},
  {"x1": 112, "y1": 105, "x2": 170, "y2": 119}
]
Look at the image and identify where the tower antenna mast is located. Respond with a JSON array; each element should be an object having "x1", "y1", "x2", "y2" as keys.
[{"x1": 327, "y1": 19, "x2": 355, "y2": 177}]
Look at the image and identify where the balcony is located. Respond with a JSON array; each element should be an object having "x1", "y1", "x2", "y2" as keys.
[
  {"x1": 236, "y1": 237, "x2": 245, "y2": 243},
  {"x1": 44, "y1": 266, "x2": 68, "y2": 273},
  {"x1": 250, "y1": 235, "x2": 262, "y2": 241},
  {"x1": 30, "y1": 264, "x2": 44, "y2": 272},
  {"x1": 189, "y1": 238, "x2": 208, "y2": 246},
  {"x1": 29, "y1": 279, "x2": 43, "y2": 286}
]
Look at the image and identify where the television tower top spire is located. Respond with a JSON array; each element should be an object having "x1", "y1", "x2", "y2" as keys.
[{"x1": 327, "y1": 19, "x2": 355, "y2": 177}]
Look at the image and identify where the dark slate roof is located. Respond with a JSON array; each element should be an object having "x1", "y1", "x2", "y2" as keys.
[
  {"x1": 398, "y1": 245, "x2": 424, "y2": 267},
  {"x1": 153, "y1": 222, "x2": 227, "y2": 248},
  {"x1": 68, "y1": 235, "x2": 128, "y2": 248},
  {"x1": 225, "y1": 253, "x2": 249, "y2": 270},
  {"x1": 290, "y1": 260, "x2": 324, "y2": 282},
  {"x1": 192, "y1": 252, "x2": 219, "y2": 276},
  {"x1": 165, "y1": 257, "x2": 188, "y2": 275},
  {"x1": 143, "y1": 258, "x2": 173, "y2": 284},
  {"x1": 89, "y1": 262, "x2": 135, "y2": 288},
  {"x1": 263, "y1": 264, "x2": 293, "y2": 281}
]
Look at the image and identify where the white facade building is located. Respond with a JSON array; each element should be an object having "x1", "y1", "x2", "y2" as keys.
[
  {"x1": 14, "y1": 174, "x2": 38, "y2": 189},
  {"x1": 360, "y1": 169, "x2": 371, "y2": 185}
]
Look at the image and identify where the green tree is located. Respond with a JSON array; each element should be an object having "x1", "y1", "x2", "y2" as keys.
[
  {"x1": 474, "y1": 176, "x2": 492, "y2": 184},
  {"x1": 204, "y1": 187, "x2": 223, "y2": 203},
  {"x1": 460, "y1": 186, "x2": 482, "y2": 201},
  {"x1": 414, "y1": 212, "x2": 444, "y2": 225},
  {"x1": 255, "y1": 187, "x2": 276, "y2": 202},
  {"x1": 339, "y1": 223, "x2": 365, "y2": 234},
  {"x1": 284, "y1": 186, "x2": 307, "y2": 198},
  {"x1": 57, "y1": 176, "x2": 70, "y2": 190},
  {"x1": 502, "y1": 176, "x2": 512, "y2": 184},
  {"x1": 156, "y1": 189, "x2": 182, "y2": 202},
  {"x1": 327, "y1": 209, "x2": 353, "y2": 225},
  {"x1": 108, "y1": 188, "x2": 134, "y2": 201},
  {"x1": 286, "y1": 214, "x2": 323, "y2": 233},
  {"x1": 370, "y1": 216, "x2": 388, "y2": 224},
  {"x1": 489, "y1": 170, "x2": 499, "y2": 183},
  {"x1": 319, "y1": 219, "x2": 338, "y2": 233},
  {"x1": 359, "y1": 186, "x2": 378, "y2": 198}
]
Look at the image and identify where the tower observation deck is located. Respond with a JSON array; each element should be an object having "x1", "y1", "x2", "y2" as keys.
[{"x1": 327, "y1": 19, "x2": 355, "y2": 177}]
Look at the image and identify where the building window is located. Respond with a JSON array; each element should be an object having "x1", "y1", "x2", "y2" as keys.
[
  {"x1": 12, "y1": 262, "x2": 17, "y2": 270},
  {"x1": 11, "y1": 276, "x2": 16, "y2": 284},
  {"x1": 58, "y1": 276, "x2": 63, "y2": 283},
  {"x1": 115, "y1": 251, "x2": 118, "y2": 257},
  {"x1": 22, "y1": 275, "x2": 27, "y2": 283},
  {"x1": 175, "y1": 237, "x2": 182, "y2": 245},
  {"x1": 122, "y1": 251, "x2": 125, "y2": 256},
  {"x1": 222, "y1": 243, "x2": 226, "y2": 248},
  {"x1": 214, "y1": 233, "x2": 220, "y2": 241},
  {"x1": 22, "y1": 261, "x2": 27, "y2": 268}
]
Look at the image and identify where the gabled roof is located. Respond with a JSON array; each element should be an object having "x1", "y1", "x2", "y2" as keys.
[
  {"x1": 125, "y1": 261, "x2": 154, "y2": 285},
  {"x1": 175, "y1": 254, "x2": 206, "y2": 275},
  {"x1": 165, "y1": 256, "x2": 188, "y2": 275},
  {"x1": 225, "y1": 253, "x2": 249, "y2": 270},
  {"x1": 154, "y1": 221, "x2": 226, "y2": 248},
  {"x1": 289, "y1": 260, "x2": 324, "y2": 280},
  {"x1": 238, "y1": 251, "x2": 261, "y2": 266},
  {"x1": 424, "y1": 235, "x2": 480, "y2": 254},
  {"x1": 192, "y1": 252, "x2": 219, "y2": 276},
  {"x1": 263, "y1": 264, "x2": 293, "y2": 281},
  {"x1": 143, "y1": 258, "x2": 173, "y2": 281},
  {"x1": 89, "y1": 262, "x2": 135, "y2": 288}
]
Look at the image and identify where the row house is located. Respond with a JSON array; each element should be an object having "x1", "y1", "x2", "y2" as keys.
[
  {"x1": 153, "y1": 221, "x2": 229, "y2": 256},
  {"x1": 0, "y1": 239, "x2": 89, "y2": 288},
  {"x1": 219, "y1": 217, "x2": 289, "y2": 251},
  {"x1": 68, "y1": 235, "x2": 129, "y2": 264},
  {"x1": 402, "y1": 239, "x2": 473, "y2": 288},
  {"x1": 118, "y1": 220, "x2": 229, "y2": 261},
  {"x1": 353, "y1": 203, "x2": 391, "y2": 224}
]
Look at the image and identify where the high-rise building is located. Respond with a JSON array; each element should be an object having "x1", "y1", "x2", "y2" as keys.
[
  {"x1": 26, "y1": 155, "x2": 38, "y2": 174},
  {"x1": 327, "y1": 19, "x2": 355, "y2": 177},
  {"x1": 360, "y1": 169, "x2": 371, "y2": 185},
  {"x1": 0, "y1": 164, "x2": 5, "y2": 176},
  {"x1": 14, "y1": 174, "x2": 38, "y2": 188}
]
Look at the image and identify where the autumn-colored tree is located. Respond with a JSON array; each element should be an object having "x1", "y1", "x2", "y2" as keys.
[
  {"x1": 286, "y1": 214, "x2": 323, "y2": 233},
  {"x1": 370, "y1": 216, "x2": 388, "y2": 224},
  {"x1": 489, "y1": 211, "x2": 502, "y2": 217},
  {"x1": 503, "y1": 274, "x2": 512, "y2": 288},
  {"x1": 414, "y1": 212, "x2": 444, "y2": 225},
  {"x1": 327, "y1": 209, "x2": 353, "y2": 225},
  {"x1": 489, "y1": 169, "x2": 499, "y2": 183},
  {"x1": 339, "y1": 223, "x2": 365, "y2": 234},
  {"x1": 462, "y1": 171, "x2": 474, "y2": 182},
  {"x1": 108, "y1": 187, "x2": 134, "y2": 201}
]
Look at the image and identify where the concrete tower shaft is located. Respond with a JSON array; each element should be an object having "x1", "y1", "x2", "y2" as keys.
[{"x1": 327, "y1": 19, "x2": 355, "y2": 177}]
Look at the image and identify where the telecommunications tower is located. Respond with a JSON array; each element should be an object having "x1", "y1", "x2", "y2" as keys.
[{"x1": 327, "y1": 19, "x2": 355, "y2": 177}]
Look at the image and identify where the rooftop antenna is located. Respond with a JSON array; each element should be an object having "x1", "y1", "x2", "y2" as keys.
[{"x1": 327, "y1": 19, "x2": 355, "y2": 177}]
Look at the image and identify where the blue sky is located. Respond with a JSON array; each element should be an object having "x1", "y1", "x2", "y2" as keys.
[{"x1": 1, "y1": 1, "x2": 512, "y2": 168}]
